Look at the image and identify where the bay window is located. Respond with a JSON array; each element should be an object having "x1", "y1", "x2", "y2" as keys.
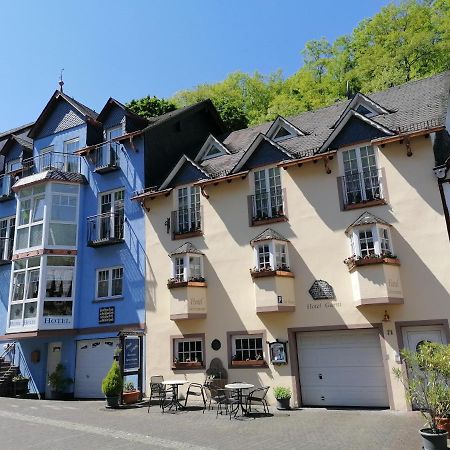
[
  {"x1": 349, "y1": 225, "x2": 393, "y2": 258},
  {"x1": 169, "y1": 243, "x2": 205, "y2": 285},
  {"x1": 251, "y1": 229, "x2": 290, "y2": 273}
]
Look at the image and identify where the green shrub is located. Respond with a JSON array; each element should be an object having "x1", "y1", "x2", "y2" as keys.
[
  {"x1": 48, "y1": 364, "x2": 73, "y2": 392},
  {"x1": 101, "y1": 361, "x2": 123, "y2": 397},
  {"x1": 123, "y1": 381, "x2": 135, "y2": 392},
  {"x1": 273, "y1": 386, "x2": 291, "y2": 400}
]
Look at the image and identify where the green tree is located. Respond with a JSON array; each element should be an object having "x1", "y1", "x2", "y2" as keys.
[{"x1": 126, "y1": 96, "x2": 177, "y2": 119}]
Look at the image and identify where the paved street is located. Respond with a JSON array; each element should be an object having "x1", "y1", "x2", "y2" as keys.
[{"x1": 0, "y1": 397, "x2": 430, "y2": 450}]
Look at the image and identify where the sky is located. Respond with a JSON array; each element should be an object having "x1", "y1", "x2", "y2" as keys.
[{"x1": 0, "y1": 0, "x2": 394, "y2": 132}]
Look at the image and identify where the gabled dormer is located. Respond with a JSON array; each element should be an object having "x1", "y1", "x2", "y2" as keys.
[
  {"x1": 194, "y1": 135, "x2": 230, "y2": 162},
  {"x1": 160, "y1": 154, "x2": 210, "y2": 190},
  {"x1": 265, "y1": 116, "x2": 306, "y2": 143}
]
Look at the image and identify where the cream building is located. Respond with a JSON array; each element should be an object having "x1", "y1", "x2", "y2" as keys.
[{"x1": 134, "y1": 72, "x2": 450, "y2": 410}]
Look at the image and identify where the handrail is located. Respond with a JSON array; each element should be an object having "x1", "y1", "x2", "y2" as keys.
[
  {"x1": 0, "y1": 342, "x2": 15, "y2": 361},
  {"x1": 21, "y1": 151, "x2": 82, "y2": 175}
]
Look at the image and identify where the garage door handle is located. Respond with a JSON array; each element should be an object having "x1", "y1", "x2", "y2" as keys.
[{"x1": 318, "y1": 374, "x2": 323, "y2": 380}]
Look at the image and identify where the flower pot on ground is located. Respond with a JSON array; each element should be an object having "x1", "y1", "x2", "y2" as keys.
[
  {"x1": 273, "y1": 386, "x2": 291, "y2": 410},
  {"x1": 393, "y1": 342, "x2": 450, "y2": 450},
  {"x1": 122, "y1": 382, "x2": 140, "y2": 405},
  {"x1": 102, "y1": 360, "x2": 123, "y2": 408},
  {"x1": 12, "y1": 375, "x2": 29, "y2": 396},
  {"x1": 48, "y1": 364, "x2": 73, "y2": 400}
]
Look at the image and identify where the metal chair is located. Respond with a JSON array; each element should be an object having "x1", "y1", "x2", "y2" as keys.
[
  {"x1": 184, "y1": 382, "x2": 207, "y2": 408},
  {"x1": 216, "y1": 388, "x2": 240, "y2": 420},
  {"x1": 245, "y1": 386, "x2": 270, "y2": 415},
  {"x1": 147, "y1": 375, "x2": 165, "y2": 411},
  {"x1": 203, "y1": 383, "x2": 226, "y2": 413}
]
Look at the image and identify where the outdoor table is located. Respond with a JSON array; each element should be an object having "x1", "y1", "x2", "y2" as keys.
[
  {"x1": 225, "y1": 382, "x2": 254, "y2": 417},
  {"x1": 161, "y1": 380, "x2": 188, "y2": 411}
]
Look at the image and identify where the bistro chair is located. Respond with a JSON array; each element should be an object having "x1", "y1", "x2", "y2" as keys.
[
  {"x1": 203, "y1": 383, "x2": 226, "y2": 413},
  {"x1": 245, "y1": 386, "x2": 270, "y2": 415},
  {"x1": 216, "y1": 388, "x2": 240, "y2": 420},
  {"x1": 184, "y1": 382, "x2": 207, "y2": 408},
  {"x1": 147, "y1": 375, "x2": 166, "y2": 411}
]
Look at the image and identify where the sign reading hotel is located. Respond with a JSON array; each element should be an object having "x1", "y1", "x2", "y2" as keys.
[{"x1": 124, "y1": 336, "x2": 140, "y2": 373}]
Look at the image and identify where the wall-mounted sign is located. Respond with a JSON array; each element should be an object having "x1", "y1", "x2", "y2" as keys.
[
  {"x1": 99, "y1": 306, "x2": 115, "y2": 324},
  {"x1": 124, "y1": 336, "x2": 140, "y2": 373},
  {"x1": 308, "y1": 280, "x2": 335, "y2": 300},
  {"x1": 269, "y1": 341, "x2": 288, "y2": 365}
]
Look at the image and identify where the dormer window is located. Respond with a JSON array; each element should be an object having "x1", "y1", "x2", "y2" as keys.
[
  {"x1": 250, "y1": 228, "x2": 290, "y2": 274},
  {"x1": 272, "y1": 126, "x2": 295, "y2": 142},
  {"x1": 203, "y1": 144, "x2": 223, "y2": 160},
  {"x1": 169, "y1": 242, "x2": 205, "y2": 286},
  {"x1": 194, "y1": 135, "x2": 230, "y2": 162},
  {"x1": 356, "y1": 104, "x2": 377, "y2": 118},
  {"x1": 265, "y1": 117, "x2": 305, "y2": 143}
]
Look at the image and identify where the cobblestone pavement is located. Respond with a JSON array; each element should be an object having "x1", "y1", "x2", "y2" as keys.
[{"x1": 0, "y1": 397, "x2": 432, "y2": 450}]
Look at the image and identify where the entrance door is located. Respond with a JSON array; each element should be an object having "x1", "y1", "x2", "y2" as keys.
[
  {"x1": 402, "y1": 325, "x2": 447, "y2": 353},
  {"x1": 45, "y1": 342, "x2": 62, "y2": 398}
]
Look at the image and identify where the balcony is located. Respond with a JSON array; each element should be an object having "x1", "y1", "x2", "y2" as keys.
[
  {"x1": 168, "y1": 278, "x2": 207, "y2": 320},
  {"x1": 21, "y1": 152, "x2": 82, "y2": 176},
  {"x1": 0, "y1": 174, "x2": 14, "y2": 201},
  {"x1": 248, "y1": 188, "x2": 288, "y2": 226},
  {"x1": 93, "y1": 142, "x2": 120, "y2": 174},
  {"x1": 338, "y1": 168, "x2": 386, "y2": 210},
  {"x1": 250, "y1": 268, "x2": 295, "y2": 313},
  {"x1": 87, "y1": 211, "x2": 125, "y2": 247},
  {"x1": 345, "y1": 255, "x2": 404, "y2": 306},
  {"x1": 171, "y1": 207, "x2": 203, "y2": 240},
  {"x1": 0, "y1": 237, "x2": 13, "y2": 265}
]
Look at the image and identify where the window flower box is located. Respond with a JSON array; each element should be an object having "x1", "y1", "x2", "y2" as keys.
[
  {"x1": 172, "y1": 361, "x2": 203, "y2": 370},
  {"x1": 231, "y1": 359, "x2": 267, "y2": 367},
  {"x1": 167, "y1": 278, "x2": 207, "y2": 289},
  {"x1": 344, "y1": 253, "x2": 399, "y2": 272},
  {"x1": 250, "y1": 267, "x2": 294, "y2": 279}
]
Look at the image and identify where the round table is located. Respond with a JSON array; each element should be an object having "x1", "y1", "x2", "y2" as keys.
[
  {"x1": 225, "y1": 383, "x2": 254, "y2": 417},
  {"x1": 162, "y1": 380, "x2": 188, "y2": 411}
]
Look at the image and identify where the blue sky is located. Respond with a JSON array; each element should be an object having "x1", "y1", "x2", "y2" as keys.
[{"x1": 0, "y1": 0, "x2": 393, "y2": 131}]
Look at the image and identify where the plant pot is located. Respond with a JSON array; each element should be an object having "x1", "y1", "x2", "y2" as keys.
[
  {"x1": 13, "y1": 380, "x2": 29, "y2": 396},
  {"x1": 419, "y1": 428, "x2": 448, "y2": 450},
  {"x1": 105, "y1": 395, "x2": 120, "y2": 408},
  {"x1": 436, "y1": 417, "x2": 450, "y2": 435},
  {"x1": 122, "y1": 390, "x2": 140, "y2": 405},
  {"x1": 276, "y1": 398, "x2": 291, "y2": 410}
]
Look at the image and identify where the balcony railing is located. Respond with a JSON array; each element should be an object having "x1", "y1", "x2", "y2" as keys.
[
  {"x1": 0, "y1": 237, "x2": 14, "y2": 264},
  {"x1": 338, "y1": 168, "x2": 385, "y2": 208},
  {"x1": 248, "y1": 188, "x2": 287, "y2": 225},
  {"x1": 171, "y1": 206, "x2": 203, "y2": 239},
  {"x1": 0, "y1": 174, "x2": 14, "y2": 200},
  {"x1": 21, "y1": 152, "x2": 82, "y2": 176},
  {"x1": 87, "y1": 211, "x2": 125, "y2": 247},
  {"x1": 93, "y1": 142, "x2": 120, "y2": 173}
]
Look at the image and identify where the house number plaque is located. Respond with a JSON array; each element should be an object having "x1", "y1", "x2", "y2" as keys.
[{"x1": 308, "y1": 280, "x2": 335, "y2": 300}]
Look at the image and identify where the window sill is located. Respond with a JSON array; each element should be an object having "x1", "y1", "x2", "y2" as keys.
[
  {"x1": 167, "y1": 281, "x2": 207, "y2": 289},
  {"x1": 250, "y1": 269, "x2": 294, "y2": 279},
  {"x1": 172, "y1": 362, "x2": 204, "y2": 370},
  {"x1": 92, "y1": 296, "x2": 124, "y2": 303},
  {"x1": 343, "y1": 198, "x2": 386, "y2": 211},
  {"x1": 230, "y1": 360, "x2": 268, "y2": 368},
  {"x1": 250, "y1": 215, "x2": 287, "y2": 227},
  {"x1": 346, "y1": 257, "x2": 400, "y2": 272},
  {"x1": 173, "y1": 230, "x2": 203, "y2": 240}
]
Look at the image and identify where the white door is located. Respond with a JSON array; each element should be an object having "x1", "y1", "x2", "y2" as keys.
[
  {"x1": 402, "y1": 326, "x2": 447, "y2": 353},
  {"x1": 46, "y1": 342, "x2": 62, "y2": 398},
  {"x1": 74, "y1": 338, "x2": 119, "y2": 398},
  {"x1": 297, "y1": 330, "x2": 389, "y2": 407}
]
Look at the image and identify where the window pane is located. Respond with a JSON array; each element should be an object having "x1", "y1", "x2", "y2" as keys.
[
  {"x1": 48, "y1": 223, "x2": 77, "y2": 246},
  {"x1": 24, "y1": 302, "x2": 37, "y2": 318},
  {"x1": 189, "y1": 256, "x2": 201, "y2": 279},
  {"x1": 47, "y1": 256, "x2": 75, "y2": 266},
  {"x1": 16, "y1": 229, "x2": 28, "y2": 250},
  {"x1": 51, "y1": 183, "x2": 78, "y2": 194},
  {"x1": 51, "y1": 194, "x2": 77, "y2": 222},
  {"x1": 112, "y1": 268, "x2": 123, "y2": 296},
  {"x1": 19, "y1": 199, "x2": 31, "y2": 225},
  {"x1": 32, "y1": 196, "x2": 45, "y2": 222},
  {"x1": 29, "y1": 224, "x2": 43, "y2": 247},
  {"x1": 12, "y1": 272, "x2": 25, "y2": 301},
  {"x1": 43, "y1": 301, "x2": 72, "y2": 316},
  {"x1": 46, "y1": 268, "x2": 73, "y2": 298},
  {"x1": 26, "y1": 269, "x2": 40, "y2": 299},
  {"x1": 97, "y1": 270, "x2": 109, "y2": 297}
]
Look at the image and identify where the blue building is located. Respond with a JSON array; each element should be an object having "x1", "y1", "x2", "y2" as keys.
[{"x1": 0, "y1": 90, "x2": 224, "y2": 398}]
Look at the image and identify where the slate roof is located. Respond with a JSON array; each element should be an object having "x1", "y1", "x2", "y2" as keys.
[
  {"x1": 169, "y1": 242, "x2": 204, "y2": 256},
  {"x1": 12, "y1": 170, "x2": 86, "y2": 191},
  {"x1": 345, "y1": 211, "x2": 391, "y2": 235},
  {"x1": 194, "y1": 71, "x2": 450, "y2": 180},
  {"x1": 250, "y1": 228, "x2": 289, "y2": 244}
]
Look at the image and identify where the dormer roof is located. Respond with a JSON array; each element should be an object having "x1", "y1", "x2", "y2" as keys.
[
  {"x1": 250, "y1": 228, "x2": 289, "y2": 245},
  {"x1": 169, "y1": 242, "x2": 204, "y2": 256},
  {"x1": 345, "y1": 211, "x2": 391, "y2": 235}
]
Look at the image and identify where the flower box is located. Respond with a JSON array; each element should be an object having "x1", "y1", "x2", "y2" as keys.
[
  {"x1": 172, "y1": 361, "x2": 203, "y2": 370},
  {"x1": 250, "y1": 269, "x2": 294, "y2": 279},
  {"x1": 231, "y1": 360, "x2": 266, "y2": 367},
  {"x1": 346, "y1": 256, "x2": 400, "y2": 272},
  {"x1": 122, "y1": 390, "x2": 141, "y2": 404},
  {"x1": 167, "y1": 280, "x2": 207, "y2": 289}
]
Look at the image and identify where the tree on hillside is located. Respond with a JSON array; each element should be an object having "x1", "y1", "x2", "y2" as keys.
[{"x1": 126, "y1": 96, "x2": 176, "y2": 119}]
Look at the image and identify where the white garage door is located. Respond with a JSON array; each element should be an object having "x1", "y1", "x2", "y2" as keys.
[
  {"x1": 75, "y1": 338, "x2": 119, "y2": 398},
  {"x1": 297, "y1": 329, "x2": 389, "y2": 407}
]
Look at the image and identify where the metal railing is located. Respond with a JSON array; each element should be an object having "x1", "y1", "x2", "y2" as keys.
[
  {"x1": 1, "y1": 342, "x2": 41, "y2": 399},
  {"x1": 248, "y1": 188, "x2": 287, "y2": 223},
  {"x1": 87, "y1": 210, "x2": 125, "y2": 245},
  {"x1": 0, "y1": 174, "x2": 13, "y2": 198},
  {"x1": 171, "y1": 206, "x2": 203, "y2": 237},
  {"x1": 338, "y1": 168, "x2": 384, "y2": 207},
  {"x1": 94, "y1": 142, "x2": 120, "y2": 171},
  {"x1": 21, "y1": 152, "x2": 81, "y2": 176}
]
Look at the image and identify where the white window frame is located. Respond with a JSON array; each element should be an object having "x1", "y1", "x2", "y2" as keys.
[
  {"x1": 231, "y1": 334, "x2": 265, "y2": 362},
  {"x1": 271, "y1": 125, "x2": 296, "y2": 143},
  {"x1": 173, "y1": 337, "x2": 204, "y2": 364},
  {"x1": 252, "y1": 167, "x2": 284, "y2": 219},
  {"x1": 253, "y1": 239, "x2": 289, "y2": 271},
  {"x1": 350, "y1": 224, "x2": 393, "y2": 258},
  {"x1": 202, "y1": 143, "x2": 223, "y2": 160},
  {"x1": 171, "y1": 253, "x2": 204, "y2": 282},
  {"x1": 175, "y1": 185, "x2": 201, "y2": 234},
  {"x1": 0, "y1": 216, "x2": 15, "y2": 261},
  {"x1": 97, "y1": 187, "x2": 125, "y2": 241},
  {"x1": 95, "y1": 266, "x2": 124, "y2": 300}
]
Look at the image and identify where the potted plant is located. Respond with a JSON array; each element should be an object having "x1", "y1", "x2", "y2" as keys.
[
  {"x1": 273, "y1": 386, "x2": 291, "y2": 410},
  {"x1": 122, "y1": 381, "x2": 141, "y2": 404},
  {"x1": 102, "y1": 360, "x2": 123, "y2": 408},
  {"x1": 48, "y1": 363, "x2": 73, "y2": 400},
  {"x1": 393, "y1": 342, "x2": 450, "y2": 450},
  {"x1": 12, "y1": 374, "x2": 29, "y2": 396}
]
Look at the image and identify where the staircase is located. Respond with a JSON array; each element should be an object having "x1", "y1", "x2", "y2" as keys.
[{"x1": 0, "y1": 356, "x2": 19, "y2": 397}]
